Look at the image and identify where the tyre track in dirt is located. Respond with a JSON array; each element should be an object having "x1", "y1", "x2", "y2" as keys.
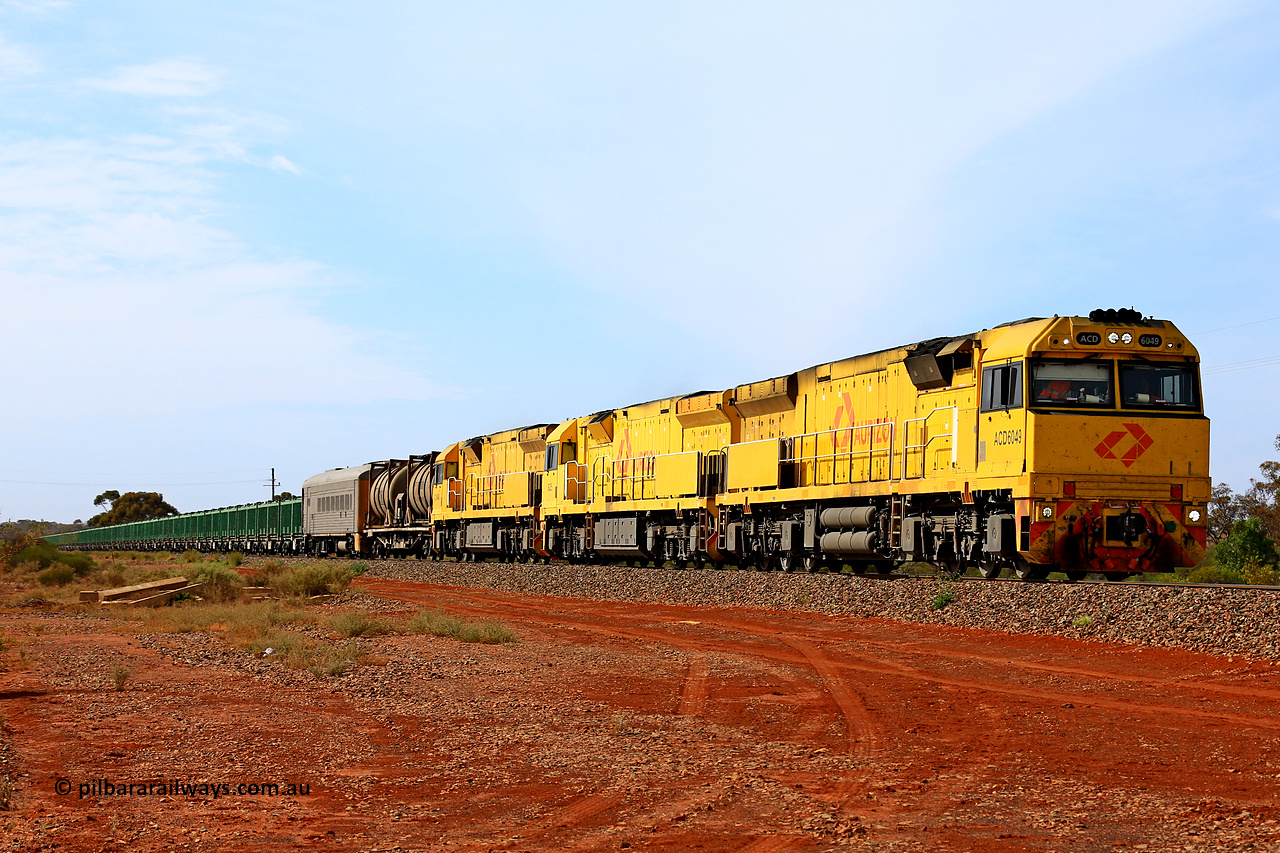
[
  {"x1": 397, "y1": 578, "x2": 1280, "y2": 733},
  {"x1": 357, "y1": 577, "x2": 1280, "y2": 850},
  {"x1": 678, "y1": 651, "x2": 709, "y2": 716},
  {"x1": 363, "y1": 578, "x2": 881, "y2": 848},
  {"x1": 855, "y1": 637, "x2": 1280, "y2": 703}
]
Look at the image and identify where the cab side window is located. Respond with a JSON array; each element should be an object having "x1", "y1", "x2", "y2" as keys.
[{"x1": 981, "y1": 362, "x2": 1023, "y2": 412}]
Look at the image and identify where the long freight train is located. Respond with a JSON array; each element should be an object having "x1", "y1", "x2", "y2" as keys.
[{"x1": 47, "y1": 310, "x2": 1210, "y2": 580}]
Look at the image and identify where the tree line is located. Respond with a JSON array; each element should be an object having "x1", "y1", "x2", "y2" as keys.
[{"x1": 1209, "y1": 432, "x2": 1280, "y2": 577}]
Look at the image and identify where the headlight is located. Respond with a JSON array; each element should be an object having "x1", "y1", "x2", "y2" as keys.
[
  {"x1": 1107, "y1": 332, "x2": 1119, "y2": 344},
  {"x1": 1121, "y1": 332, "x2": 1133, "y2": 344},
  {"x1": 1188, "y1": 509, "x2": 1202, "y2": 523},
  {"x1": 1041, "y1": 506, "x2": 1054, "y2": 518}
]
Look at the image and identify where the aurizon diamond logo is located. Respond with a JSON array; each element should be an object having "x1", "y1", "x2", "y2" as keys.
[{"x1": 1094, "y1": 423, "x2": 1154, "y2": 467}]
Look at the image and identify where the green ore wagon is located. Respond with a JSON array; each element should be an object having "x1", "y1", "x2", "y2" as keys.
[{"x1": 44, "y1": 498, "x2": 304, "y2": 555}]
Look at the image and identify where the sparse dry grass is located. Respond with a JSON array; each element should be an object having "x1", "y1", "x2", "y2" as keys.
[
  {"x1": 98, "y1": 598, "x2": 512, "y2": 678},
  {"x1": 327, "y1": 611, "x2": 393, "y2": 638},
  {"x1": 405, "y1": 608, "x2": 518, "y2": 644},
  {"x1": 271, "y1": 563, "x2": 360, "y2": 598},
  {"x1": 4, "y1": 547, "x2": 516, "y2": 681}
]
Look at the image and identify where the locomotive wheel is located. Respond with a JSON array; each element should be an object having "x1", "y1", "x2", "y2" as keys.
[
  {"x1": 691, "y1": 554, "x2": 706, "y2": 570},
  {"x1": 977, "y1": 562, "x2": 1002, "y2": 579},
  {"x1": 779, "y1": 552, "x2": 796, "y2": 572},
  {"x1": 1014, "y1": 562, "x2": 1049, "y2": 581},
  {"x1": 847, "y1": 563, "x2": 866, "y2": 575},
  {"x1": 1064, "y1": 570, "x2": 1087, "y2": 582},
  {"x1": 802, "y1": 554, "x2": 820, "y2": 572},
  {"x1": 1103, "y1": 571, "x2": 1130, "y2": 582},
  {"x1": 674, "y1": 559, "x2": 689, "y2": 570}
]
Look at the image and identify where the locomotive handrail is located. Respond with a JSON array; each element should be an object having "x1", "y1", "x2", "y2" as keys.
[
  {"x1": 900, "y1": 406, "x2": 958, "y2": 480},
  {"x1": 563, "y1": 460, "x2": 587, "y2": 504},
  {"x1": 445, "y1": 477, "x2": 463, "y2": 511},
  {"x1": 701, "y1": 448, "x2": 726, "y2": 496},
  {"x1": 781, "y1": 421, "x2": 895, "y2": 486},
  {"x1": 590, "y1": 455, "x2": 611, "y2": 503},
  {"x1": 591, "y1": 454, "x2": 659, "y2": 502},
  {"x1": 465, "y1": 472, "x2": 505, "y2": 510}
]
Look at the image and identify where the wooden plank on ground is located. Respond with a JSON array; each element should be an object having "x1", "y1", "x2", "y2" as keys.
[
  {"x1": 99, "y1": 583, "x2": 205, "y2": 608},
  {"x1": 91, "y1": 576, "x2": 191, "y2": 603}
]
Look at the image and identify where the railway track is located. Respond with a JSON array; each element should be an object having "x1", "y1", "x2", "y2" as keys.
[
  {"x1": 880, "y1": 568, "x2": 1280, "y2": 589},
  {"x1": 359, "y1": 554, "x2": 1280, "y2": 593},
  {"x1": 797, "y1": 568, "x2": 1280, "y2": 592}
]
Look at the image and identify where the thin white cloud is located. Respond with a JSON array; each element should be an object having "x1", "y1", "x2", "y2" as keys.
[
  {"x1": 80, "y1": 58, "x2": 223, "y2": 97},
  {"x1": 0, "y1": 34, "x2": 40, "y2": 79},
  {"x1": 0, "y1": 124, "x2": 443, "y2": 410},
  {"x1": 269, "y1": 154, "x2": 302, "y2": 176},
  {"x1": 3, "y1": 0, "x2": 68, "y2": 12}
]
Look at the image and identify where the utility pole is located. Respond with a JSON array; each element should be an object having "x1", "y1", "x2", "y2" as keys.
[{"x1": 265, "y1": 468, "x2": 280, "y2": 500}]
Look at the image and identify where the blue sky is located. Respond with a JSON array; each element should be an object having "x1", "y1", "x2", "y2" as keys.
[{"x1": 2, "y1": 1, "x2": 1279, "y2": 522}]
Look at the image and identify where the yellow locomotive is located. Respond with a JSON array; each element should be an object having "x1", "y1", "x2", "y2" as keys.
[{"x1": 362, "y1": 308, "x2": 1208, "y2": 579}]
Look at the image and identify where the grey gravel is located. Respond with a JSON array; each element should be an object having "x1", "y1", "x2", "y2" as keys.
[{"x1": 357, "y1": 558, "x2": 1280, "y2": 661}]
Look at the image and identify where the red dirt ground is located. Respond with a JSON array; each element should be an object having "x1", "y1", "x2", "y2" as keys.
[{"x1": 3, "y1": 576, "x2": 1280, "y2": 852}]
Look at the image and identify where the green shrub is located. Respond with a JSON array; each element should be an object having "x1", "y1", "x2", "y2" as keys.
[
  {"x1": 349, "y1": 561, "x2": 370, "y2": 576},
  {"x1": 1073, "y1": 615, "x2": 1093, "y2": 629},
  {"x1": 191, "y1": 565, "x2": 244, "y2": 603},
  {"x1": 272, "y1": 564, "x2": 357, "y2": 598},
  {"x1": 931, "y1": 588, "x2": 955, "y2": 611},
  {"x1": 37, "y1": 565, "x2": 75, "y2": 586},
  {"x1": 11, "y1": 543, "x2": 57, "y2": 569},
  {"x1": 60, "y1": 551, "x2": 94, "y2": 576},
  {"x1": 13, "y1": 543, "x2": 94, "y2": 576},
  {"x1": 181, "y1": 550, "x2": 202, "y2": 564},
  {"x1": 1213, "y1": 518, "x2": 1280, "y2": 579},
  {"x1": 257, "y1": 560, "x2": 287, "y2": 580},
  {"x1": 225, "y1": 552, "x2": 243, "y2": 568},
  {"x1": 1244, "y1": 563, "x2": 1280, "y2": 586},
  {"x1": 1185, "y1": 564, "x2": 1247, "y2": 585}
]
